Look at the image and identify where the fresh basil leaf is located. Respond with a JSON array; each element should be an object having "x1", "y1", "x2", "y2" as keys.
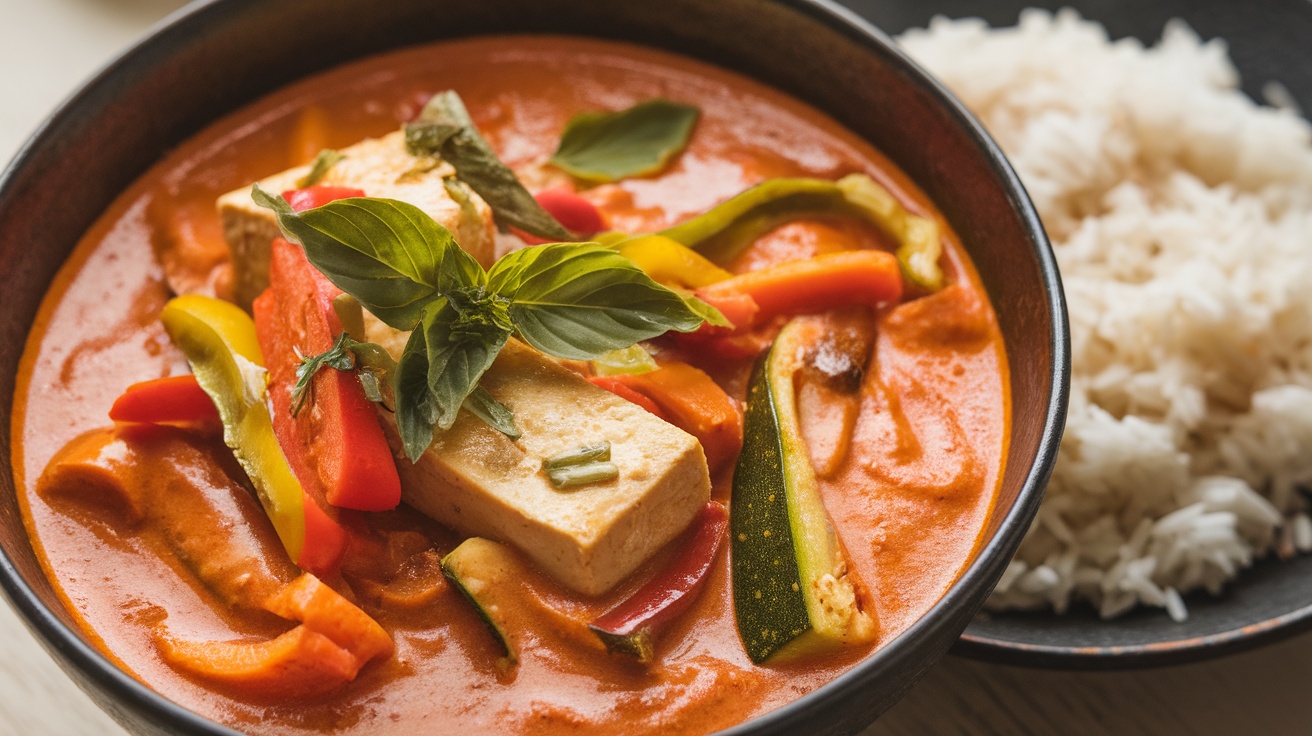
[
  {"x1": 463, "y1": 386, "x2": 520, "y2": 441},
  {"x1": 422, "y1": 297, "x2": 512, "y2": 432},
  {"x1": 488, "y1": 242, "x2": 706, "y2": 360},
  {"x1": 406, "y1": 91, "x2": 573, "y2": 241},
  {"x1": 296, "y1": 149, "x2": 344, "y2": 188},
  {"x1": 549, "y1": 99, "x2": 699, "y2": 183},
  {"x1": 253, "y1": 185, "x2": 484, "y2": 330},
  {"x1": 395, "y1": 326, "x2": 439, "y2": 462}
]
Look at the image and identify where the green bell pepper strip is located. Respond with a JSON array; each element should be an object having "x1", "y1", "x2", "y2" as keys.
[
  {"x1": 161, "y1": 294, "x2": 306, "y2": 562},
  {"x1": 657, "y1": 173, "x2": 945, "y2": 291}
]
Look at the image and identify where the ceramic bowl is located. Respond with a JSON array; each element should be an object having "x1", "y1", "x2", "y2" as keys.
[{"x1": 0, "y1": 0, "x2": 1067, "y2": 732}]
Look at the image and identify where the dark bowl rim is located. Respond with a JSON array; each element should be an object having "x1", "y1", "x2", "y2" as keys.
[
  {"x1": 954, "y1": 593, "x2": 1312, "y2": 669},
  {"x1": 0, "y1": 0, "x2": 1067, "y2": 733}
]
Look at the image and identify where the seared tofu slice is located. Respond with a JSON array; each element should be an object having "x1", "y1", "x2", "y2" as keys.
[
  {"x1": 373, "y1": 334, "x2": 712, "y2": 597},
  {"x1": 218, "y1": 130, "x2": 496, "y2": 308}
]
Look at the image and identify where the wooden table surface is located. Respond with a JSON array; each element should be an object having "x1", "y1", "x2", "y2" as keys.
[{"x1": 2, "y1": 1, "x2": 1309, "y2": 734}]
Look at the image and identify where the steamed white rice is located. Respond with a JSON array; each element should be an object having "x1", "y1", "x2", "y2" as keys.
[{"x1": 899, "y1": 10, "x2": 1312, "y2": 620}]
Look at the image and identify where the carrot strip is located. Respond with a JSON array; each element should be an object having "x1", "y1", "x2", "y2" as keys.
[
  {"x1": 699, "y1": 250, "x2": 902, "y2": 323},
  {"x1": 156, "y1": 626, "x2": 359, "y2": 700},
  {"x1": 154, "y1": 573, "x2": 392, "y2": 699},
  {"x1": 265, "y1": 573, "x2": 394, "y2": 664}
]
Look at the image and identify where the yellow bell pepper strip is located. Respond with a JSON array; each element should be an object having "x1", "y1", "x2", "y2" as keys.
[
  {"x1": 615, "y1": 234, "x2": 733, "y2": 289},
  {"x1": 160, "y1": 294, "x2": 306, "y2": 563},
  {"x1": 657, "y1": 174, "x2": 944, "y2": 291}
]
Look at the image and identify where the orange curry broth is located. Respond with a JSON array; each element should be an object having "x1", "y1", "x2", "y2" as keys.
[{"x1": 11, "y1": 36, "x2": 1009, "y2": 735}]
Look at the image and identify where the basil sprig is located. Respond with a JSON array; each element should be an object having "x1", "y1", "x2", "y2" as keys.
[
  {"x1": 405, "y1": 91, "x2": 573, "y2": 242},
  {"x1": 254, "y1": 185, "x2": 718, "y2": 462},
  {"x1": 549, "y1": 99, "x2": 699, "y2": 183}
]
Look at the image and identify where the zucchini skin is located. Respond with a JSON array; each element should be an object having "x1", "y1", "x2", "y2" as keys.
[
  {"x1": 731, "y1": 319, "x2": 876, "y2": 664},
  {"x1": 731, "y1": 350, "x2": 812, "y2": 663},
  {"x1": 440, "y1": 538, "x2": 517, "y2": 663}
]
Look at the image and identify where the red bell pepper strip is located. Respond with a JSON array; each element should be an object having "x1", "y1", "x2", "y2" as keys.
[
  {"x1": 283, "y1": 186, "x2": 366, "y2": 213},
  {"x1": 535, "y1": 187, "x2": 605, "y2": 236},
  {"x1": 255, "y1": 287, "x2": 350, "y2": 576},
  {"x1": 589, "y1": 501, "x2": 728, "y2": 663},
  {"x1": 108, "y1": 375, "x2": 220, "y2": 426},
  {"x1": 586, "y1": 375, "x2": 668, "y2": 421},
  {"x1": 514, "y1": 187, "x2": 605, "y2": 244},
  {"x1": 689, "y1": 290, "x2": 759, "y2": 337},
  {"x1": 255, "y1": 238, "x2": 402, "y2": 513}
]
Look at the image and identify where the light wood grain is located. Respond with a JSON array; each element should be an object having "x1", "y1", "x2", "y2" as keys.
[{"x1": 4, "y1": 2, "x2": 1311, "y2": 736}]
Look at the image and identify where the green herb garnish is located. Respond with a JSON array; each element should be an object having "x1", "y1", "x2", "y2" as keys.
[
  {"x1": 254, "y1": 186, "x2": 718, "y2": 462},
  {"x1": 296, "y1": 149, "x2": 344, "y2": 188},
  {"x1": 291, "y1": 332, "x2": 398, "y2": 415},
  {"x1": 543, "y1": 442, "x2": 615, "y2": 488},
  {"x1": 543, "y1": 442, "x2": 611, "y2": 470},
  {"x1": 405, "y1": 91, "x2": 572, "y2": 241},
  {"x1": 547, "y1": 462, "x2": 620, "y2": 489},
  {"x1": 549, "y1": 99, "x2": 699, "y2": 183}
]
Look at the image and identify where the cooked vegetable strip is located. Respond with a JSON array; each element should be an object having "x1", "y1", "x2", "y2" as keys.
[
  {"x1": 732, "y1": 320, "x2": 877, "y2": 663},
  {"x1": 698, "y1": 250, "x2": 902, "y2": 325},
  {"x1": 160, "y1": 294, "x2": 307, "y2": 562},
  {"x1": 264, "y1": 573, "x2": 394, "y2": 666},
  {"x1": 156, "y1": 626, "x2": 360, "y2": 699},
  {"x1": 586, "y1": 375, "x2": 668, "y2": 420},
  {"x1": 604, "y1": 364, "x2": 742, "y2": 475},
  {"x1": 549, "y1": 99, "x2": 699, "y2": 183},
  {"x1": 255, "y1": 237, "x2": 402, "y2": 513},
  {"x1": 284, "y1": 185, "x2": 366, "y2": 213},
  {"x1": 590, "y1": 344, "x2": 659, "y2": 376},
  {"x1": 157, "y1": 573, "x2": 392, "y2": 699},
  {"x1": 534, "y1": 188, "x2": 605, "y2": 236},
  {"x1": 658, "y1": 174, "x2": 944, "y2": 290},
  {"x1": 616, "y1": 235, "x2": 733, "y2": 289},
  {"x1": 441, "y1": 538, "x2": 522, "y2": 663},
  {"x1": 589, "y1": 501, "x2": 728, "y2": 663},
  {"x1": 406, "y1": 90, "x2": 573, "y2": 241},
  {"x1": 108, "y1": 375, "x2": 219, "y2": 426}
]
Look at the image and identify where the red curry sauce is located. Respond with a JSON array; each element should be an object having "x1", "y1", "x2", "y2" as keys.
[{"x1": 12, "y1": 37, "x2": 1008, "y2": 735}]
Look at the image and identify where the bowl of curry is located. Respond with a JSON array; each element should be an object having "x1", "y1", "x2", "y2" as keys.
[{"x1": 0, "y1": 0, "x2": 1067, "y2": 734}]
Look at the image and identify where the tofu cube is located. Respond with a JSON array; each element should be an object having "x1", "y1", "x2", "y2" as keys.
[
  {"x1": 382, "y1": 338, "x2": 712, "y2": 596},
  {"x1": 218, "y1": 130, "x2": 496, "y2": 308}
]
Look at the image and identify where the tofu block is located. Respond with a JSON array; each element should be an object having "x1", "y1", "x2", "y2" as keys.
[
  {"x1": 380, "y1": 337, "x2": 712, "y2": 596},
  {"x1": 218, "y1": 130, "x2": 496, "y2": 308}
]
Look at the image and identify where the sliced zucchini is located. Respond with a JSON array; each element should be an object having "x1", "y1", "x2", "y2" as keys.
[
  {"x1": 440, "y1": 537, "x2": 521, "y2": 664},
  {"x1": 731, "y1": 319, "x2": 877, "y2": 663}
]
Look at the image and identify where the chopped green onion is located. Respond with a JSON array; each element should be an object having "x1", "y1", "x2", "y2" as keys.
[
  {"x1": 543, "y1": 442, "x2": 611, "y2": 470},
  {"x1": 547, "y1": 462, "x2": 619, "y2": 489}
]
